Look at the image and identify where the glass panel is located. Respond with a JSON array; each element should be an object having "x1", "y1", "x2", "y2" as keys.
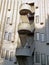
[
  {"x1": 9, "y1": 52, "x2": 13, "y2": 61},
  {"x1": 1, "y1": 49, "x2": 5, "y2": 58},
  {"x1": 8, "y1": 32, "x2": 11, "y2": 41},
  {"x1": 6, "y1": 17, "x2": 10, "y2": 24},
  {"x1": 36, "y1": 32, "x2": 39, "y2": 41},
  {"x1": 41, "y1": 54, "x2": 46, "y2": 65},
  {"x1": 5, "y1": 50, "x2": 9, "y2": 60},
  {"x1": 47, "y1": 55, "x2": 49, "y2": 65},
  {"x1": 35, "y1": 52, "x2": 40, "y2": 63},
  {"x1": 36, "y1": 16, "x2": 39, "y2": 23},
  {"x1": 4, "y1": 32, "x2": 8, "y2": 40},
  {"x1": 41, "y1": 33, "x2": 45, "y2": 42}
]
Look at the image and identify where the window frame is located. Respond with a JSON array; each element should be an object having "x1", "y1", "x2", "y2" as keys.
[
  {"x1": 8, "y1": 32, "x2": 12, "y2": 41},
  {"x1": 47, "y1": 55, "x2": 49, "y2": 65},
  {"x1": 36, "y1": 16, "x2": 39, "y2": 23},
  {"x1": 35, "y1": 52, "x2": 40, "y2": 63},
  {"x1": 36, "y1": 32, "x2": 40, "y2": 41},
  {"x1": 1, "y1": 49, "x2": 5, "y2": 58},
  {"x1": 9, "y1": 51, "x2": 13, "y2": 61},
  {"x1": 4, "y1": 32, "x2": 8, "y2": 40},
  {"x1": 5, "y1": 50, "x2": 9, "y2": 60},
  {"x1": 6, "y1": 17, "x2": 10, "y2": 24},
  {"x1": 40, "y1": 33, "x2": 45, "y2": 42},
  {"x1": 41, "y1": 53, "x2": 46, "y2": 65}
]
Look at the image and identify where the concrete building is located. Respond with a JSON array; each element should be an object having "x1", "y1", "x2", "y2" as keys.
[{"x1": 0, "y1": 0, "x2": 49, "y2": 65}]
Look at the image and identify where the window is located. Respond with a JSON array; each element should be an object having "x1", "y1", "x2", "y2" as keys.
[
  {"x1": 41, "y1": 54, "x2": 46, "y2": 65},
  {"x1": 14, "y1": 57, "x2": 17, "y2": 64},
  {"x1": 7, "y1": 17, "x2": 12, "y2": 25},
  {"x1": 36, "y1": 32, "x2": 40, "y2": 41},
  {"x1": 8, "y1": 32, "x2": 12, "y2": 41},
  {"x1": 47, "y1": 55, "x2": 49, "y2": 65},
  {"x1": 35, "y1": 52, "x2": 40, "y2": 63},
  {"x1": 4, "y1": 32, "x2": 12, "y2": 41},
  {"x1": 27, "y1": 13, "x2": 34, "y2": 24},
  {"x1": 5, "y1": 50, "x2": 9, "y2": 60},
  {"x1": 9, "y1": 52, "x2": 13, "y2": 61},
  {"x1": 4, "y1": 32, "x2": 8, "y2": 40},
  {"x1": 41, "y1": 33, "x2": 45, "y2": 42},
  {"x1": 6, "y1": 17, "x2": 10, "y2": 24},
  {"x1": 1, "y1": 49, "x2": 5, "y2": 58},
  {"x1": 36, "y1": 16, "x2": 39, "y2": 23}
]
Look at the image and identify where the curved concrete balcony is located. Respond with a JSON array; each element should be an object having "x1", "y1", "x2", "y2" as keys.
[
  {"x1": 19, "y1": 4, "x2": 32, "y2": 15},
  {"x1": 16, "y1": 48, "x2": 31, "y2": 56},
  {"x1": 18, "y1": 22, "x2": 32, "y2": 34}
]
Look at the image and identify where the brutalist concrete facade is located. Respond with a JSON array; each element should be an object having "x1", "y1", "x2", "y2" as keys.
[{"x1": 0, "y1": 0, "x2": 49, "y2": 65}]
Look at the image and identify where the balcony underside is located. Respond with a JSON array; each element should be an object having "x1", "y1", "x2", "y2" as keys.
[
  {"x1": 16, "y1": 56, "x2": 28, "y2": 65},
  {"x1": 20, "y1": 9, "x2": 32, "y2": 15},
  {"x1": 18, "y1": 30, "x2": 32, "y2": 34},
  {"x1": 26, "y1": 2, "x2": 34, "y2": 6},
  {"x1": 16, "y1": 48, "x2": 31, "y2": 57},
  {"x1": 19, "y1": 4, "x2": 32, "y2": 15}
]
